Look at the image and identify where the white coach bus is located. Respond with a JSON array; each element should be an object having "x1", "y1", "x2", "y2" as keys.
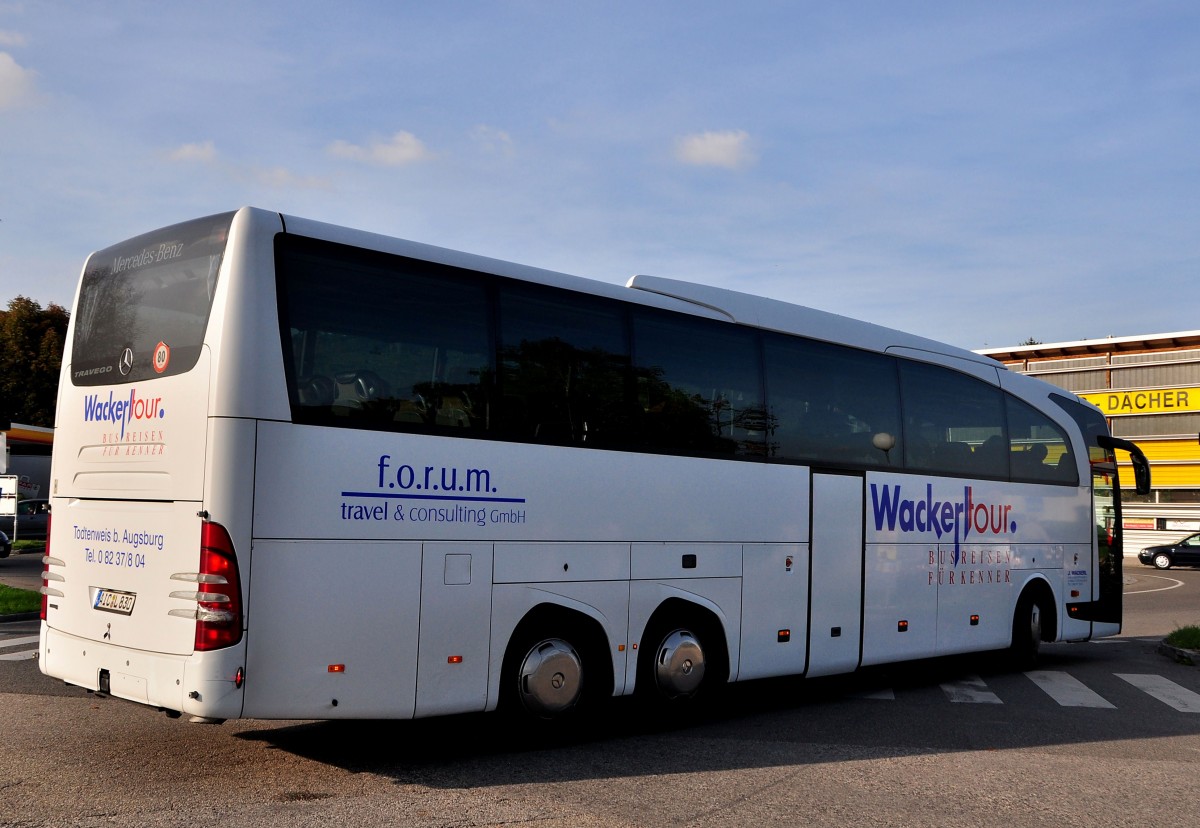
[{"x1": 41, "y1": 208, "x2": 1149, "y2": 723}]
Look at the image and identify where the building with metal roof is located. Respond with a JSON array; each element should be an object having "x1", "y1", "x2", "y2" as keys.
[{"x1": 979, "y1": 331, "x2": 1200, "y2": 554}]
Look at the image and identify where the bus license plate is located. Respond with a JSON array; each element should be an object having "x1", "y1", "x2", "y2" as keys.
[{"x1": 94, "y1": 589, "x2": 136, "y2": 615}]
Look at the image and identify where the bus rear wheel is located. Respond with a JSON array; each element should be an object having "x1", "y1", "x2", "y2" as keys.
[
  {"x1": 638, "y1": 618, "x2": 722, "y2": 707},
  {"x1": 649, "y1": 628, "x2": 706, "y2": 698}
]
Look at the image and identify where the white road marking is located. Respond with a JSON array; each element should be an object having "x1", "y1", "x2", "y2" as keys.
[
  {"x1": 0, "y1": 634, "x2": 40, "y2": 662},
  {"x1": 1124, "y1": 575, "x2": 1185, "y2": 594},
  {"x1": 1116, "y1": 674, "x2": 1200, "y2": 713},
  {"x1": 0, "y1": 650, "x2": 37, "y2": 661},
  {"x1": 941, "y1": 675, "x2": 1002, "y2": 704},
  {"x1": 1025, "y1": 670, "x2": 1115, "y2": 708},
  {"x1": 0, "y1": 635, "x2": 39, "y2": 647}
]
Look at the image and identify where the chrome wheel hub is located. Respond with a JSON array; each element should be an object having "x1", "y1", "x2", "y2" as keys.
[
  {"x1": 517, "y1": 638, "x2": 583, "y2": 717},
  {"x1": 653, "y1": 629, "x2": 706, "y2": 698}
]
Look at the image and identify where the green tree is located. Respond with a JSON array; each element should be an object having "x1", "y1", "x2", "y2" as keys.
[{"x1": 0, "y1": 296, "x2": 70, "y2": 427}]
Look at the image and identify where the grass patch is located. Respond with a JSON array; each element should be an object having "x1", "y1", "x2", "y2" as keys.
[
  {"x1": 13, "y1": 540, "x2": 46, "y2": 553},
  {"x1": 0, "y1": 583, "x2": 40, "y2": 616},
  {"x1": 1165, "y1": 625, "x2": 1200, "y2": 650}
]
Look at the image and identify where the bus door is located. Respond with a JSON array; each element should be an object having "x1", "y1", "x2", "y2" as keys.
[
  {"x1": 1087, "y1": 463, "x2": 1121, "y2": 636},
  {"x1": 1069, "y1": 435, "x2": 1150, "y2": 637},
  {"x1": 807, "y1": 471, "x2": 864, "y2": 677}
]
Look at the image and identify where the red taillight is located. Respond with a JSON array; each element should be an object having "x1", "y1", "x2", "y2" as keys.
[
  {"x1": 40, "y1": 514, "x2": 52, "y2": 620},
  {"x1": 195, "y1": 521, "x2": 243, "y2": 651}
]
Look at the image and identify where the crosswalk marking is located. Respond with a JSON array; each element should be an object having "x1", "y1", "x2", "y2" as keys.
[
  {"x1": 0, "y1": 650, "x2": 36, "y2": 661},
  {"x1": 1025, "y1": 670, "x2": 1115, "y2": 708},
  {"x1": 841, "y1": 669, "x2": 1200, "y2": 711},
  {"x1": 0, "y1": 634, "x2": 39, "y2": 662},
  {"x1": 0, "y1": 635, "x2": 39, "y2": 647},
  {"x1": 1116, "y1": 674, "x2": 1200, "y2": 713},
  {"x1": 940, "y1": 675, "x2": 1002, "y2": 704}
]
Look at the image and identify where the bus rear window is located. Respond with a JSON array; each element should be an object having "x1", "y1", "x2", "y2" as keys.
[{"x1": 70, "y1": 212, "x2": 235, "y2": 385}]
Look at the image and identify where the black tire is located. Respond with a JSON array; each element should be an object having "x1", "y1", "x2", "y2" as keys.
[
  {"x1": 637, "y1": 614, "x2": 724, "y2": 709},
  {"x1": 500, "y1": 614, "x2": 610, "y2": 722},
  {"x1": 1009, "y1": 589, "x2": 1046, "y2": 670},
  {"x1": 501, "y1": 633, "x2": 584, "y2": 720},
  {"x1": 1153, "y1": 553, "x2": 1172, "y2": 570}
]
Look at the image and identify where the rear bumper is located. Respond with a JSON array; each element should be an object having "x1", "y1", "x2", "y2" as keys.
[{"x1": 40, "y1": 625, "x2": 245, "y2": 720}]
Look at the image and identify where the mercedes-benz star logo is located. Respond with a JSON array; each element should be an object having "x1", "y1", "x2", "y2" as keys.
[{"x1": 118, "y1": 347, "x2": 134, "y2": 376}]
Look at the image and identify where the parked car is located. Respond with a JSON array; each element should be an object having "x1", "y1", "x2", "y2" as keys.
[
  {"x1": 1138, "y1": 532, "x2": 1200, "y2": 570},
  {"x1": 0, "y1": 530, "x2": 10, "y2": 558},
  {"x1": 0, "y1": 498, "x2": 50, "y2": 542}
]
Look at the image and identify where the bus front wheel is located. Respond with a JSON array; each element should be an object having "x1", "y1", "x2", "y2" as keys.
[
  {"x1": 1009, "y1": 588, "x2": 1047, "y2": 670},
  {"x1": 507, "y1": 636, "x2": 584, "y2": 718}
]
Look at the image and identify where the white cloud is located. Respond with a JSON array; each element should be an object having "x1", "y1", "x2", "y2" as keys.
[
  {"x1": 328, "y1": 131, "x2": 433, "y2": 166},
  {"x1": 167, "y1": 140, "x2": 217, "y2": 163},
  {"x1": 165, "y1": 140, "x2": 328, "y2": 189},
  {"x1": 244, "y1": 165, "x2": 330, "y2": 190},
  {"x1": 0, "y1": 30, "x2": 26, "y2": 47},
  {"x1": 0, "y1": 50, "x2": 35, "y2": 109},
  {"x1": 471, "y1": 124, "x2": 515, "y2": 158},
  {"x1": 674, "y1": 130, "x2": 756, "y2": 170}
]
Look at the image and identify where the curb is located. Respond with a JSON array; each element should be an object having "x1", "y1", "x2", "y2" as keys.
[
  {"x1": 1158, "y1": 642, "x2": 1198, "y2": 666},
  {"x1": 0, "y1": 612, "x2": 39, "y2": 624}
]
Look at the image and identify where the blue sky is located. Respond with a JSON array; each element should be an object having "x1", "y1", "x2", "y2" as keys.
[{"x1": 1, "y1": 1, "x2": 1197, "y2": 350}]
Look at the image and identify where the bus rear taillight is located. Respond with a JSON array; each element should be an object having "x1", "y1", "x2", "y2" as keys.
[
  {"x1": 174, "y1": 521, "x2": 244, "y2": 651},
  {"x1": 196, "y1": 521, "x2": 243, "y2": 651}
]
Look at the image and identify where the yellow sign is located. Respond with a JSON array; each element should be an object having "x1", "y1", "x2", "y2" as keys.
[{"x1": 1080, "y1": 387, "x2": 1200, "y2": 416}]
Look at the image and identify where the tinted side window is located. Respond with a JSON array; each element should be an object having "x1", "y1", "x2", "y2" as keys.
[
  {"x1": 277, "y1": 237, "x2": 492, "y2": 434},
  {"x1": 631, "y1": 311, "x2": 765, "y2": 457},
  {"x1": 900, "y1": 362, "x2": 1008, "y2": 478},
  {"x1": 1051, "y1": 393, "x2": 1114, "y2": 466},
  {"x1": 1007, "y1": 396, "x2": 1078, "y2": 485},
  {"x1": 763, "y1": 335, "x2": 902, "y2": 467},
  {"x1": 497, "y1": 285, "x2": 632, "y2": 447}
]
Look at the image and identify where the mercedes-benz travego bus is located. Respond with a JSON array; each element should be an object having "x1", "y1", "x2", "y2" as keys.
[{"x1": 40, "y1": 208, "x2": 1150, "y2": 724}]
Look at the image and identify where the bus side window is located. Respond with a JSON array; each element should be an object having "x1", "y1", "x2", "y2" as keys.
[
  {"x1": 496, "y1": 285, "x2": 631, "y2": 447},
  {"x1": 763, "y1": 334, "x2": 902, "y2": 468},
  {"x1": 276, "y1": 238, "x2": 491, "y2": 434},
  {"x1": 1006, "y1": 396, "x2": 1078, "y2": 485},
  {"x1": 631, "y1": 311, "x2": 764, "y2": 457},
  {"x1": 899, "y1": 361, "x2": 1008, "y2": 479}
]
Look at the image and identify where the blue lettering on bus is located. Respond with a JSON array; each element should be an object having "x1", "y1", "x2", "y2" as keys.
[
  {"x1": 376, "y1": 454, "x2": 498, "y2": 494},
  {"x1": 337, "y1": 454, "x2": 526, "y2": 525},
  {"x1": 870, "y1": 482, "x2": 1017, "y2": 565},
  {"x1": 82, "y1": 389, "x2": 166, "y2": 439}
]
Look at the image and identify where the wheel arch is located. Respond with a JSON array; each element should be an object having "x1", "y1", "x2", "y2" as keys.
[
  {"x1": 1013, "y1": 574, "x2": 1059, "y2": 644},
  {"x1": 637, "y1": 596, "x2": 732, "y2": 691},
  {"x1": 502, "y1": 601, "x2": 616, "y2": 705}
]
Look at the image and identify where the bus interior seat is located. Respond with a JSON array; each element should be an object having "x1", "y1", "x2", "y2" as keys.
[
  {"x1": 935, "y1": 441, "x2": 973, "y2": 472},
  {"x1": 296, "y1": 375, "x2": 336, "y2": 407},
  {"x1": 333, "y1": 370, "x2": 390, "y2": 414},
  {"x1": 393, "y1": 398, "x2": 428, "y2": 424},
  {"x1": 436, "y1": 406, "x2": 471, "y2": 427},
  {"x1": 1013, "y1": 443, "x2": 1049, "y2": 477},
  {"x1": 975, "y1": 435, "x2": 1008, "y2": 470},
  {"x1": 433, "y1": 394, "x2": 471, "y2": 427}
]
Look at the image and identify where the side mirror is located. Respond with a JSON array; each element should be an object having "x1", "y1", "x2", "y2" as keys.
[{"x1": 1097, "y1": 435, "x2": 1152, "y2": 496}]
